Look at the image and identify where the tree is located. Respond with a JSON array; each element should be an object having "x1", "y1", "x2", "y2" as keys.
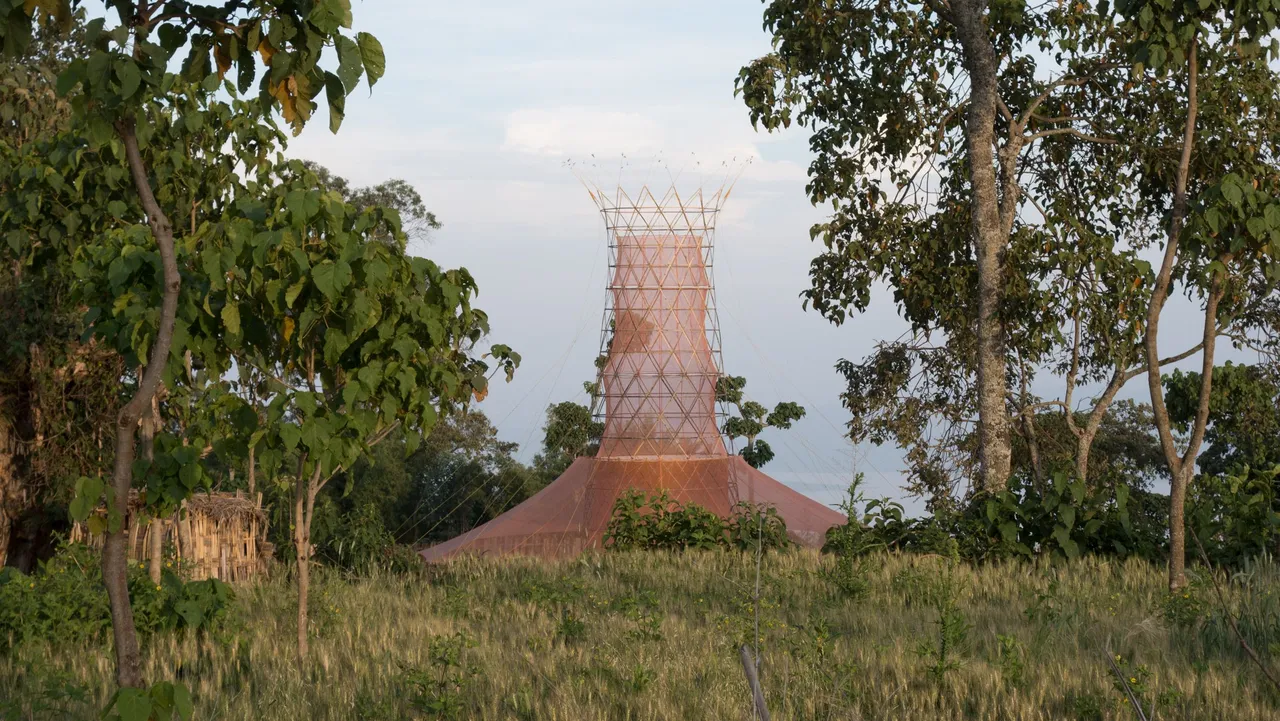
[
  {"x1": 203, "y1": 157, "x2": 518, "y2": 662},
  {"x1": 0, "y1": 7, "x2": 103, "y2": 571},
  {"x1": 716, "y1": 375, "x2": 805, "y2": 469},
  {"x1": 1112, "y1": 0, "x2": 1280, "y2": 588},
  {"x1": 2, "y1": 0, "x2": 392, "y2": 691},
  {"x1": 738, "y1": 0, "x2": 1119, "y2": 493},
  {"x1": 1165, "y1": 363, "x2": 1280, "y2": 478},
  {"x1": 304, "y1": 161, "x2": 441, "y2": 244},
  {"x1": 532, "y1": 401, "x2": 603, "y2": 480},
  {"x1": 738, "y1": 2, "x2": 1280, "y2": 548}
]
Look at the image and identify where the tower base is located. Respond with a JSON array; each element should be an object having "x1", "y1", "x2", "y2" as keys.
[{"x1": 419, "y1": 456, "x2": 846, "y2": 561}]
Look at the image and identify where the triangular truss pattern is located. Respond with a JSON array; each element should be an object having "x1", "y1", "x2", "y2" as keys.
[
  {"x1": 419, "y1": 182, "x2": 846, "y2": 562},
  {"x1": 589, "y1": 184, "x2": 729, "y2": 460}
]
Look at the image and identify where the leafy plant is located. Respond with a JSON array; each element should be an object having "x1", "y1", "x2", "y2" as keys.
[
  {"x1": 0, "y1": 542, "x2": 233, "y2": 652},
  {"x1": 103, "y1": 681, "x2": 192, "y2": 721},
  {"x1": 603, "y1": 491, "x2": 790, "y2": 553},
  {"x1": 401, "y1": 632, "x2": 480, "y2": 720},
  {"x1": 555, "y1": 609, "x2": 587, "y2": 645},
  {"x1": 914, "y1": 562, "x2": 970, "y2": 681},
  {"x1": 717, "y1": 375, "x2": 805, "y2": 469},
  {"x1": 996, "y1": 634, "x2": 1026, "y2": 688}
]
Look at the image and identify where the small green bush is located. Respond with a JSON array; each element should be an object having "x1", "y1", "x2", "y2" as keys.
[
  {"x1": 0, "y1": 541, "x2": 233, "y2": 652},
  {"x1": 603, "y1": 490, "x2": 791, "y2": 552}
]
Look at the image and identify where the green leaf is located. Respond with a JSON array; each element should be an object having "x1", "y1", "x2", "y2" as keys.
[
  {"x1": 285, "y1": 189, "x2": 320, "y2": 221},
  {"x1": 116, "y1": 59, "x2": 141, "y2": 99},
  {"x1": 997, "y1": 521, "x2": 1018, "y2": 544},
  {"x1": 356, "y1": 32, "x2": 385, "y2": 87},
  {"x1": 279, "y1": 423, "x2": 301, "y2": 451},
  {"x1": 173, "y1": 683, "x2": 194, "y2": 720},
  {"x1": 108, "y1": 200, "x2": 128, "y2": 219},
  {"x1": 56, "y1": 60, "x2": 83, "y2": 96},
  {"x1": 113, "y1": 688, "x2": 152, "y2": 721},
  {"x1": 69, "y1": 476, "x2": 104, "y2": 521},
  {"x1": 324, "y1": 71, "x2": 345, "y2": 133},
  {"x1": 1051, "y1": 526, "x2": 1079, "y2": 559},
  {"x1": 334, "y1": 34, "x2": 363, "y2": 93},
  {"x1": 1222, "y1": 175, "x2": 1245, "y2": 207},
  {"x1": 313, "y1": 261, "x2": 338, "y2": 301},
  {"x1": 285, "y1": 277, "x2": 307, "y2": 308},
  {"x1": 221, "y1": 303, "x2": 241, "y2": 336}
]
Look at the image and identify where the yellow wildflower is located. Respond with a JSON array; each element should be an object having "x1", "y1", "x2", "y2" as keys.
[{"x1": 1130, "y1": 677, "x2": 1137, "y2": 683}]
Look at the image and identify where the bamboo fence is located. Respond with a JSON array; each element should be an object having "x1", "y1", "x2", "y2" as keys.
[{"x1": 71, "y1": 490, "x2": 271, "y2": 583}]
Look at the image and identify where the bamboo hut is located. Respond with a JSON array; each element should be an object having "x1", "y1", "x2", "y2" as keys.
[{"x1": 71, "y1": 490, "x2": 271, "y2": 583}]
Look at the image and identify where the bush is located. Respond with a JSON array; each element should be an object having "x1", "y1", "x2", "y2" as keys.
[
  {"x1": 319, "y1": 501, "x2": 425, "y2": 576},
  {"x1": 603, "y1": 491, "x2": 790, "y2": 552},
  {"x1": 822, "y1": 474, "x2": 956, "y2": 558},
  {"x1": 0, "y1": 540, "x2": 233, "y2": 652},
  {"x1": 1188, "y1": 466, "x2": 1280, "y2": 568},
  {"x1": 823, "y1": 471, "x2": 1168, "y2": 564}
]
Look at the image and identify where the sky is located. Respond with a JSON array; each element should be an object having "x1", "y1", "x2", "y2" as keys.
[{"x1": 286, "y1": 0, "x2": 1249, "y2": 513}]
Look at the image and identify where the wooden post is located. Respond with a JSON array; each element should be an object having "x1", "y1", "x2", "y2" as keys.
[
  {"x1": 148, "y1": 517, "x2": 163, "y2": 583},
  {"x1": 739, "y1": 645, "x2": 771, "y2": 721},
  {"x1": 128, "y1": 515, "x2": 142, "y2": 563}
]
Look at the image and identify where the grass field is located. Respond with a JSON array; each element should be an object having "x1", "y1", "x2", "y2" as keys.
[{"x1": 2, "y1": 549, "x2": 1278, "y2": 720}]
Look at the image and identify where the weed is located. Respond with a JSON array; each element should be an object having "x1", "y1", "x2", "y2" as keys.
[
  {"x1": 401, "y1": 632, "x2": 480, "y2": 720},
  {"x1": 915, "y1": 563, "x2": 970, "y2": 681},
  {"x1": 625, "y1": 663, "x2": 656, "y2": 693},
  {"x1": 556, "y1": 608, "x2": 587, "y2": 644},
  {"x1": 1068, "y1": 692, "x2": 1105, "y2": 721},
  {"x1": 820, "y1": 555, "x2": 872, "y2": 602},
  {"x1": 996, "y1": 634, "x2": 1026, "y2": 687},
  {"x1": 1161, "y1": 580, "x2": 1207, "y2": 628},
  {"x1": 1024, "y1": 578, "x2": 1063, "y2": 625}
]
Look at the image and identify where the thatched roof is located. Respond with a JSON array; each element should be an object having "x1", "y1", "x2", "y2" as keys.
[{"x1": 119, "y1": 489, "x2": 267, "y2": 525}]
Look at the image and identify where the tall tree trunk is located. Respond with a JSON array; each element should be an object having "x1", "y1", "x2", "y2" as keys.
[
  {"x1": 294, "y1": 455, "x2": 323, "y2": 666},
  {"x1": 247, "y1": 444, "x2": 256, "y2": 497},
  {"x1": 142, "y1": 394, "x2": 162, "y2": 584},
  {"x1": 1142, "y1": 38, "x2": 1208, "y2": 591},
  {"x1": 105, "y1": 118, "x2": 182, "y2": 689},
  {"x1": 952, "y1": 0, "x2": 1012, "y2": 493},
  {"x1": 0, "y1": 416, "x2": 16, "y2": 567}
]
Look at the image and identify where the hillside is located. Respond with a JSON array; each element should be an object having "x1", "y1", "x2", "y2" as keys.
[{"x1": 2, "y1": 549, "x2": 1276, "y2": 720}]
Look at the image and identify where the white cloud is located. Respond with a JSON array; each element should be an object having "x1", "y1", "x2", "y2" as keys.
[{"x1": 503, "y1": 108, "x2": 664, "y2": 156}]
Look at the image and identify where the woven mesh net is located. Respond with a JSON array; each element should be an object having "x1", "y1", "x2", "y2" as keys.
[{"x1": 420, "y1": 183, "x2": 844, "y2": 561}]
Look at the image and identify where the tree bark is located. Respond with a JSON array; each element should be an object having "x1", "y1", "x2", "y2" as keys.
[
  {"x1": 952, "y1": 0, "x2": 1013, "y2": 493},
  {"x1": 141, "y1": 392, "x2": 162, "y2": 584},
  {"x1": 1142, "y1": 37, "x2": 1205, "y2": 591},
  {"x1": 0, "y1": 416, "x2": 16, "y2": 567},
  {"x1": 293, "y1": 459, "x2": 311, "y2": 665},
  {"x1": 104, "y1": 117, "x2": 182, "y2": 689}
]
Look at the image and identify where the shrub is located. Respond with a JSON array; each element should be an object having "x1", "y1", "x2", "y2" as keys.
[
  {"x1": 1188, "y1": 466, "x2": 1280, "y2": 568},
  {"x1": 725, "y1": 502, "x2": 790, "y2": 551},
  {"x1": 603, "y1": 490, "x2": 790, "y2": 553},
  {"x1": 823, "y1": 471, "x2": 1169, "y2": 565},
  {"x1": 0, "y1": 540, "x2": 233, "y2": 652}
]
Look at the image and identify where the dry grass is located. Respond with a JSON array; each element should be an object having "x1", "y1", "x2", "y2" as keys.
[{"x1": 2, "y1": 550, "x2": 1277, "y2": 720}]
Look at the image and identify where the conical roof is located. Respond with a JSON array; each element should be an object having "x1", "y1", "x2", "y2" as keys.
[{"x1": 419, "y1": 456, "x2": 845, "y2": 560}]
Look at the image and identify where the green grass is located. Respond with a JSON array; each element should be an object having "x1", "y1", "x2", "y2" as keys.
[{"x1": 2, "y1": 550, "x2": 1278, "y2": 720}]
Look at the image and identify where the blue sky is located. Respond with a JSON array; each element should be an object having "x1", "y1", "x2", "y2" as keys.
[{"x1": 287, "y1": 1, "x2": 1245, "y2": 512}]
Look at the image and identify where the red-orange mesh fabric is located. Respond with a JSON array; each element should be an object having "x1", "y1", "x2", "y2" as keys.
[
  {"x1": 599, "y1": 232, "x2": 725, "y2": 458},
  {"x1": 418, "y1": 457, "x2": 846, "y2": 561}
]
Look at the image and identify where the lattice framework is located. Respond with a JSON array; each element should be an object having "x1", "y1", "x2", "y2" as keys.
[{"x1": 585, "y1": 184, "x2": 733, "y2": 463}]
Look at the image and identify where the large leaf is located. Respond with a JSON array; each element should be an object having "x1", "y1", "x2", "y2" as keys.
[
  {"x1": 356, "y1": 31, "x2": 384, "y2": 86},
  {"x1": 221, "y1": 303, "x2": 241, "y2": 336},
  {"x1": 69, "y1": 476, "x2": 105, "y2": 521}
]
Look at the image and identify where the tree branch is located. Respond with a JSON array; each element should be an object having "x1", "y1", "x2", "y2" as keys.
[{"x1": 1027, "y1": 127, "x2": 1115, "y2": 144}]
